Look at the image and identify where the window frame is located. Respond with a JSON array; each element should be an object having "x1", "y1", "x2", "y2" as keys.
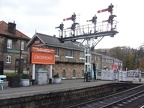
[
  {"x1": 65, "y1": 49, "x2": 73, "y2": 57},
  {"x1": 6, "y1": 55, "x2": 11, "y2": 63},
  {"x1": 72, "y1": 69, "x2": 76, "y2": 78},
  {"x1": 55, "y1": 48, "x2": 59, "y2": 57},
  {"x1": 79, "y1": 52, "x2": 85, "y2": 60},
  {"x1": 62, "y1": 69, "x2": 66, "y2": 79},
  {"x1": 7, "y1": 39, "x2": 12, "y2": 49},
  {"x1": 21, "y1": 41, "x2": 24, "y2": 50}
]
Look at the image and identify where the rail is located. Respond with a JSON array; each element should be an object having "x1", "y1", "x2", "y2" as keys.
[{"x1": 66, "y1": 84, "x2": 144, "y2": 108}]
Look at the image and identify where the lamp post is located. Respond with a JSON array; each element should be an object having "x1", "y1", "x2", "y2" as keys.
[{"x1": 18, "y1": 35, "x2": 22, "y2": 74}]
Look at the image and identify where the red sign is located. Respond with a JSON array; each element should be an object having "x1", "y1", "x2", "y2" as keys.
[
  {"x1": 31, "y1": 47, "x2": 55, "y2": 64},
  {"x1": 112, "y1": 65, "x2": 118, "y2": 70}
]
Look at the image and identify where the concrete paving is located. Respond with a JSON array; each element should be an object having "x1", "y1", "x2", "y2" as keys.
[
  {"x1": 0, "y1": 77, "x2": 144, "y2": 100},
  {"x1": 0, "y1": 79, "x2": 114, "y2": 99}
]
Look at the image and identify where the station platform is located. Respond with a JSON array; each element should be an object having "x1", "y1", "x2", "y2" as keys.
[
  {"x1": 0, "y1": 79, "x2": 114, "y2": 99},
  {"x1": 0, "y1": 78, "x2": 143, "y2": 100}
]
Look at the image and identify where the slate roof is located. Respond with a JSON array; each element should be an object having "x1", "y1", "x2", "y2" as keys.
[
  {"x1": 0, "y1": 21, "x2": 30, "y2": 40},
  {"x1": 102, "y1": 55, "x2": 120, "y2": 62},
  {"x1": 91, "y1": 51, "x2": 122, "y2": 62},
  {"x1": 27, "y1": 32, "x2": 84, "y2": 51}
]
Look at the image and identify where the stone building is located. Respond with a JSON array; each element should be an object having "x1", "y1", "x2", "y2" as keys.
[
  {"x1": 0, "y1": 21, "x2": 30, "y2": 71},
  {"x1": 27, "y1": 32, "x2": 122, "y2": 79}
]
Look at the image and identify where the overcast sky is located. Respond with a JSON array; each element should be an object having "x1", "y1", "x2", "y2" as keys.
[{"x1": 0, "y1": 0, "x2": 144, "y2": 49}]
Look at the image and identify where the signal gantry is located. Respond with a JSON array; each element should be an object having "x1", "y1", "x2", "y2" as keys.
[{"x1": 55, "y1": 3, "x2": 118, "y2": 80}]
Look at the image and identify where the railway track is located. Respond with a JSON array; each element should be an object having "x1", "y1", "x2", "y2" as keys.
[{"x1": 66, "y1": 84, "x2": 144, "y2": 108}]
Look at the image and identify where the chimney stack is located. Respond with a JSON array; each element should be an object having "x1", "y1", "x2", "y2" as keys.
[{"x1": 8, "y1": 22, "x2": 16, "y2": 34}]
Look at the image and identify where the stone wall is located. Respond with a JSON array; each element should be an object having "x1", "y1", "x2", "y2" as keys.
[
  {"x1": 0, "y1": 83, "x2": 139, "y2": 108},
  {"x1": 44, "y1": 63, "x2": 84, "y2": 79}
]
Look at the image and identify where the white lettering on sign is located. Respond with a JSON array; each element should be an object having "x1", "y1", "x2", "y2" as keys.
[
  {"x1": 34, "y1": 55, "x2": 52, "y2": 60},
  {"x1": 32, "y1": 47, "x2": 55, "y2": 53}
]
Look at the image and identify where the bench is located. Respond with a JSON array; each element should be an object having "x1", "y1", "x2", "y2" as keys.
[{"x1": 0, "y1": 75, "x2": 6, "y2": 90}]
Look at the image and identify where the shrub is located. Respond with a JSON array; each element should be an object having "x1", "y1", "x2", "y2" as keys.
[
  {"x1": 20, "y1": 74, "x2": 30, "y2": 79},
  {"x1": 53, "y1": 73, "x2": 59, "y2": 78},
  {"x1": 4, "y1": 73, "x2": 19, "y2": 77},
  {"x1": 4, "y1": 73, "x2": 20, "y2": 81}
]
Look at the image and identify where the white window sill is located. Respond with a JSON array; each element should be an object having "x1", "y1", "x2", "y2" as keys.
[
  {"x1": 72, "y1": 77, "x2": 76, "y2": 79},
  {"x1": 79, "y1": 57, "x2": 85, "y2": 60},
  {"x1": 6, "y1": 62, "x2": 11, "y2": 64},
  {"x1": 85, "y1": 54, "x2": 90, "y2": 56},
  {"x1": 7, "y1": 47, "x2": 12, "y2": 49},
  {"x1": 65, "y1": 56, "x2": 73, "y2": 59},
  {"x1": 62, "y1": 77, "x2": 66, "y2": 79}
]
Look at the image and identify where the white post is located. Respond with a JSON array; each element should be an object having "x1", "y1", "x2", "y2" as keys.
[
  {"x1": 32, "y1": 64, "x2": 35, "y2": 85},
  {"x1": 32, "y1": 64, "x2": 35, "y2": 80},
  {"x1": 126, "y1": 68, "x2": 128, "y2": 71},
  {"x1": 134, "y1": 71, "x2": 135, "y2": 80},
  {"x1": 117, "y1": 70, "x2": 119, "y2": 81},
  {"x1": 49, "y1": 65, "x2": 52, "y2": 83}
]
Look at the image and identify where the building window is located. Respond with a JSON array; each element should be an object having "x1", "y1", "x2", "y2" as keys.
[
  {"x1": 72, "y1": 70, "x2": 76, "y2": 78},
  {"x1": 6, "y1": 55, "x2": 11, "y2": 63},
  {"x1": 49, "y1": 47, "x2": 58, "y2": 57},
  {"x1": 7, "y1": 39, "x2": 12, "y2": 49},
  {"x1": 65, "y1": 49, "x2": 73, "y2": 57},
  {"x1": 21, "y1": 41, "x2": 24, "y2": 50},
  {"x1": 62, "y1": 69, "x2": 66, "y2": 79},
  {"x1": 55, "y1": 48, "x2": 59, "y2": 56},
  {"x1": 80, "y1": 52, "x2": 84, "y2": 58},
  {"x1": 79, "y1": 52, "x2": 85, "y2": 60}
]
